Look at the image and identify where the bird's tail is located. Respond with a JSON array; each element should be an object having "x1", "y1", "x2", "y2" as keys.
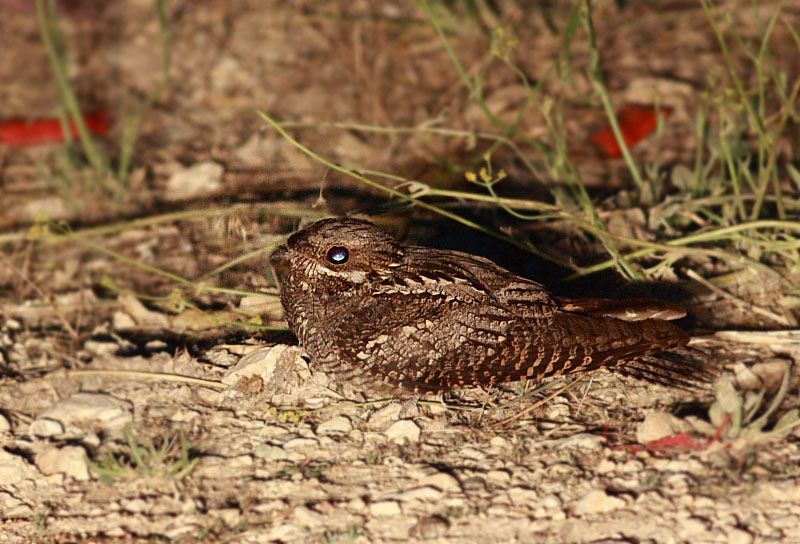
[
  {"x1": 543, "y1": 308, "x2": 714, "y2": 389},
  {"x1": 607, "y1": 344, "x2": 714, "y2": 389}
]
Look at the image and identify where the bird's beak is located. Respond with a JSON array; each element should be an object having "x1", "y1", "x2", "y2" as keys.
[
  {"x1": 270, "y1": 245, "x2": 288, "y2": 268},
  {"x1": 269, "y1": 245, "x2": 289, "y2": 286}
]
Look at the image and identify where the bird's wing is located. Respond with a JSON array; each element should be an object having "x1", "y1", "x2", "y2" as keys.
[
  {"x1": 355, "y1": 246, "x2": 707, "y2": 391},
  {"x1": 554, "y1": 296, "x2": 687, "y2": 321},
  {"x1": 337, "y1": 288, "x2": 519, "y2": 392},
  {"x1": 441, "y1": 308, "x2": 701, "y2": 390},
  {"x1": 395, "y1": 246, "x2": 556, "y2": 312},
  {"x1": 339, "y1": 286, "x2": 706, "y2": 393}
]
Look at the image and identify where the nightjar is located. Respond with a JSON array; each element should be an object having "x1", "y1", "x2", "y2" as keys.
[{"x1": 270, "y1": 218, "x2": 709, "y2": 394}]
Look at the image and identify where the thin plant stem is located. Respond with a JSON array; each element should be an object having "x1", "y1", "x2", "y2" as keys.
[
  {"x1": 257, "y1": 110, "x2": 567, "y2": 267},
  {"x1": 66, "y1": 369, "x2": 228, "y2": 390},
  {"x1": 580, "y1": 0, "x2": 644, "y2": 188},
  {"x1": 35, "y1": 0, "x2": 108, "y2": 176},
  {"x1": 117, "y1": 0, "x2": 173, "y2": 184},
  {"x1": 416, "y1": 0, "x2": 550, "y2": 156},
  {"x1": 0, "y1": 202, "x2": 327, "y2": 247}
]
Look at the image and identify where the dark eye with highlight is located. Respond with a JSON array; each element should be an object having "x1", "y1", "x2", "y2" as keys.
[{"x1": 326, "y1": 246, "x2": 349, "y2": 265}]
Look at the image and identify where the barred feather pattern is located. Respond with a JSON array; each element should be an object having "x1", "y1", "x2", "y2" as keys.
[{"x1": 270, "y1": 218, "x2": 712, "y2": 394}]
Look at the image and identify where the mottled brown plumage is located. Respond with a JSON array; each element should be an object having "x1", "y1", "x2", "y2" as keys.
[{"x1": 270, "y1": 218, "x2": 710, "y2": 394}]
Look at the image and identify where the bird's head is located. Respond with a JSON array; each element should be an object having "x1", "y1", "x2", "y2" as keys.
[{"x1": 270, "y1": 217, "x2": 404, "y2": 293}]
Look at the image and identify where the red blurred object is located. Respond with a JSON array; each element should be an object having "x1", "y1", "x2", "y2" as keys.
[
  {"x1": 614, "y1": 412, "x2": 733, "y2": 454},
  {"x1": 591, "y1": 103, "x2": 673, "y2": 159},
  {"x1": 0, "y1": 110, "x2": 110, "y2": 147}
]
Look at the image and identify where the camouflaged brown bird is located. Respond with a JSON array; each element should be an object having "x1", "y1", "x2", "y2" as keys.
[{"x1": 270, "y1": 218, "x2": 710, "y2": 394}]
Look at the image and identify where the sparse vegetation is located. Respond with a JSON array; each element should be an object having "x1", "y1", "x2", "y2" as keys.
[
  {"x1": 1, "y1": 1, "x2": 799, "y2": 541},
  {"x1": 87, "y1": 425, "x2": 197, "y2": 483},
  {"x1": 33, "y1": 0, "x2": 172, "y2": 195}
]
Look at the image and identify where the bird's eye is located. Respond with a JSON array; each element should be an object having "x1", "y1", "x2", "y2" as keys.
[{"x1": 326, "y1": 246, "x2": 349, "y2": 265}]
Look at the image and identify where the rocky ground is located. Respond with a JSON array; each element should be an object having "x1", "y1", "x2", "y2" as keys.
[
  {"x1": 2, "y1": 1, "x2": 800, "y2": 542},
  {"x1": 1, "y1": 327, "x2": 799, "y2": 542}
]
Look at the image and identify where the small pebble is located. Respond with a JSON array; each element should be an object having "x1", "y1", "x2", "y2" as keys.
[
  {"x1": 35, "y1": 446, "x2": 90, "y2": 481},
  {"x1": 384, "y1": 420, "x2": 421, "y2": 443},
  {"x1": 369, "y1": 500, "x2": 401, "y2": 516},
  {"x1": 727, "y1": 528, "x2": 754, "y2": 544},
  {"x1": 28, "y1": 418, "x2": 64, "y2": 438},
  {"x1": 574, "y1": 489, "x2": 626, "y2": 515},
  {"x1": 316, "y1": 416, "x2": 352, "y2": 435},
  {"x1": 0, "y1": 414, "x2": 11, "y2": 433},
  {"x1": 369, "y1": 404, "x2": 403, "y2": 429}
]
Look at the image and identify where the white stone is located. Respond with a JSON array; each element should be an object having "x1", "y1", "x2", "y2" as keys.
[
  {"x1": 222, "y1": 345, "x2": 282, "y2": 385},
  {"x1": 83, "y1": 340, "x2": 119, "y2": 357},
  {"x1": 653, "y1": 458, "x2": 703, "y2": 473},
  {"x1": 727, "y1": 528, "x2": 753, "y2": 544},
  {"x1": 41, "y1": 473, "x2": 64, "y2": 486},
  {"x1": 37, "y1": 393, "x2": 132, "y2": 432},
  {"x1": 83, "y1": 433, "x2": 102, "y2": 448},
  {"x1": 0, "y1": 492, "x2": 34, "y2": 517},
  {"x1": 573, "y1": 489, "x2": 626, "y2": 515},
  {"x1": 222, "y1": 345, "x2": 302, "y2": 386},
  {"x1": 238, "y1": 294, "x2": 279, "y2": 312},
  {"x1": 384, "y1": 420, "x2": 421, "y2": 443},
  {"x1": 532, "y1": 495, "x2": 563, "y2": 520},
  {"x1": 254, "y1": 445, "x2": 293, "y2": 461},
  {"x1": 35, "y1": 446, "x2": 90, "y2": 481},
  {"x1": 120, "y1": 498, "x2": 152, "y2": 514},
  {"x1": 678, "y1": 517, "x2": 708, "y2": 538},
  {"x1": 218, "y1": 508, "x2": 241, "y2": 528},
  {"x1": 144, "y1": 340, "x2": 167, "y2": 351},
  {"x1": 315, "y1": 416, "x2": 352, "y2": 435},
  {"x1": 194, "y1": 455, "x2": 253, "y2": 479},
  {"x1": 293, "y1": 506, "x2": 324, "y2": 528},
  {"x1": 619, "y1": 460, "x2": 644, "y2": 473},
  {"x1": 397, "y1": 486, "x2": 443, "y2": 502},
  {"x1": 0, "y1": 414, "x2": 10, "y2": 433},
  {"x1": 165, "y1": 161, "x2": 223, "y2": 201},
  {"x1": 458, "y1": 447, "x2": 486, "y2": 460},
  {"x1": 556, "y1": 433, "x2": 605, "y2": 450},
  {"x1": 0, "y1": 450, "x2": 39, "y2": 486},
  {"x1": 4, "y1": 319, "x2": 21, "y2": 330},
  {"x1": 486, "y1": 470, "x2": 511, "y2": 485},
  {"x1": 347, "y1": 497, "x2": 366, "y2": 511},
  {"x1": 112, "y1": 311, "x2": 136, "y2": 330},
  {"x1": 22, "y1": 196, "x2": 68, "y2": 222},
  {"x1": 637, "y1": 411, "x2": 686, "y2": 443},
  {"x1": 754, "y1": 480, "x2": 800, "y2": 502},
  {"x1": 254, "y1": 500, "x2": 286, "y2": 514},
  {"x1": 420, "y1": 471, "x2": 461, "y2": 492},
  {"x1": 28, "y1": 418, "x2": 64, "y2": 437},
  {"x1": 541, "y1": 495, "x2": 561, "y2": 509},
  {"x1": 369, "y1": 500, "x2": 401, "y2": 516},
  {"x1": 508, "y1": 486, "x2": 539, "y2": 505},
  {"x1": 546, "y1": 403, "x2": 570, "y2": 419},
  {"x1": 117, "y1": 295, "x2": 170, "y2": 328},
  {"x1": 489, "y1": 436, "x2": 510, "y2": 449},
  {"x1": 369, "y1": 403, "x2": 403, "y2": 429},
  {"x1": 267, "y1": 524, "x2": 304, "y2": 541},
  {"x1": 769, "y1": 514, "x2": 799, "y2": 529},
  {"x1": 283, "y1": 438, "x2": 319, "y2": 449},
  {"x1": 122, "y1": 498, "x2": 149, "y2": 513},
  {"x1": 693, "y1": 496, "x2": 715, "y2": 509},
  {"x1": 595, "y1": 459, "x2": 616, "y2": 474},
  {"x1": 625, "y1": 77, "x2": 694, "y2": 105}
]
